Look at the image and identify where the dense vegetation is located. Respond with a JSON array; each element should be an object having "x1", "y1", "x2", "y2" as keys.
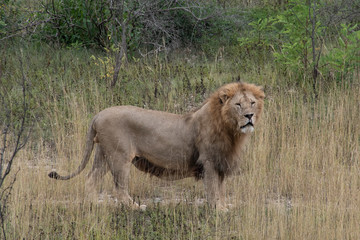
[{"x1": 0, "y1": 0, "x2": 359, "y2": 239}]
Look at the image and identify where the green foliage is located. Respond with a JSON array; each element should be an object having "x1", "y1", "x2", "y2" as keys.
[
  {"x1": 37, "y1": 0, "x2": 110, "y2": 48},
  {"x1": 188, "y1": 7, "x2": 240, "y2": 56},
  {"x1": 271, "y1": 1, "x2": 321, "y2": 79},
  {"x1": 237, "y1": 1, "x2": 322, "y2": 80},
  {"x1": 0, "y1": 0, "x2": 20, "y2": 37},
  {"x1": 237, "y1": 6, "x2": 278, "y2": 49},
  {"x1": 236, "y1": 0, "x2": 359, "y2": 83},
  {"x1": 0, "y1": 19, "x2": 6, "y2": 35},
  {"x1": 238, "y1": 18, "x2": 274, "y2": 48},
  {"x1": 237, "y1": 16, "x2": 276, "y2": 65},
  {"x1": 322, "y1": 24, "x2": 360, "y2": 81},
  {"x1": 26, "y1": 0, "x2": 223, "y2": 59}
]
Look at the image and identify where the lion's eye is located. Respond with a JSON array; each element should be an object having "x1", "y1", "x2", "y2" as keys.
[
  {"x1": 251, "y1": 101, "x2": 256, "y2": 106},
  {"x1": 236, "y1": 103, "x2": 241, "y2": 108}
]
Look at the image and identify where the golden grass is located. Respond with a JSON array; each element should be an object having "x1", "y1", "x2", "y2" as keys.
[{"x1": 4, "y1": 76, "x2": 360, "y2": 239}]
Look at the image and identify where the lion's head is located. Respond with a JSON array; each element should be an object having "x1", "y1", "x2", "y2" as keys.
[{"x1": 208, "y1": 82, "x2": 265, "y2": 135}]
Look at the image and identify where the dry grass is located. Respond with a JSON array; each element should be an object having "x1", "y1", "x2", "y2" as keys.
[
  {"x1": 1, "y1": 43, "x2": 359, "y2": 239},
  {"x1": 4, "y1": 78, "x2": 359, "y2": 239}
]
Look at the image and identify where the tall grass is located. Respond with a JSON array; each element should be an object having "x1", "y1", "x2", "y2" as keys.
[{"x1": 2, "y1": 44, "x2": 360, "y2": 239}]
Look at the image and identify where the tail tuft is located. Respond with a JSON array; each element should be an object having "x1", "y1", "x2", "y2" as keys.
[{"x1": 48, "y1": 171, "x2": 60, "y2": 179}]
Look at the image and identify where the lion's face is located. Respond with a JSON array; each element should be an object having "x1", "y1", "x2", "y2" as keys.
[
  {"x1": 218, "y1": 83, "x2": 264, "y2": 134},
  {"x1": 228, "y1": 91, "x2": 259, "y2": 133}
]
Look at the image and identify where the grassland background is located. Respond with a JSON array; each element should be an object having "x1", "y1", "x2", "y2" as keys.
[
  {"x1": 0, "y1": 41, "x2": 358, "y2": 239},
  {"x1": 1, "y1": 1, "x2": 360, "y2": 239}
]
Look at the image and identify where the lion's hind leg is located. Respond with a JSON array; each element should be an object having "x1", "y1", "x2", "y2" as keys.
[
  {"x1": 107, "y1": 151, "x2": 140, "y2": 209},
  {"x1": 85, "y1": 145, "x2": 109, "y2": 199}
]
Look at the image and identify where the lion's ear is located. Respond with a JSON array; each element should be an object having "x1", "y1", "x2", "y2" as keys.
[
  {"x1": 219, "y1": 91, "x2": 229, "y2": 104},
  {"x1": 255, "y1": 86, "x2": 265, "y2": 100},
  {"x1": 256, "y1": 91, "x2": 265, "y2": 100}
]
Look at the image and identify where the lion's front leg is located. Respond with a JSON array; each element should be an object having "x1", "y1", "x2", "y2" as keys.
[
  {"x1": 218, "y1": 178, "x2": 228, "y2": 211},
  {"x1": 203, "y1": 160, "x2": 226, "y2": 210}
]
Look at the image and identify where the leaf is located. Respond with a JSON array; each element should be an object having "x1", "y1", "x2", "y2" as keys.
[{"x1": 338, "y1": 37, "x2": 346, "y2": 48}]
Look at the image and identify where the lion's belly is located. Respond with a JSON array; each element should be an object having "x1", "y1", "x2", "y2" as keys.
[
  {"x1": 137, "y1": 143, "x2": 193, "y2": 170},
  {"x1": 126, "y1": 109, "x2": 195, "y2": 170}
]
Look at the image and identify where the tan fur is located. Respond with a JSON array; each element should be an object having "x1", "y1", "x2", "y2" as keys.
[{"x1": 49, "y1": 82, "x2": 265, "y2": 209}]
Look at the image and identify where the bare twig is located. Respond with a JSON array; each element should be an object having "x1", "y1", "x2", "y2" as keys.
[
  {"x1": 0, "y1": 58, "x2": 28, "y2": 188},
  {"x1": 0, "y1": 55, "x2": 32, "y2": 240},
  {"x1": 0, "y1": 96, "x2": 11, "y2": 182},
  {"x1": 154, "y1": 6, "x2": 218, "y2": 21},
  {"x1": 0, "y1": 18, "x2": 53, "y2": 42},
  {"x1": 309, "y1": 0, "x2": 320, "y2": 98},
  {"x1": 0, "y1": 169, "x2": 19, "y2": 240}
]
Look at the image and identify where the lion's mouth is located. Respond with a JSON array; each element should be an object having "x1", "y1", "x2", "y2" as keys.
[
  {"x1": 239, "y1": 121, "x2": 254, "y2": 134},
  {"x1": 240, "y1": 122, "x2": 253, "y2": 129}
]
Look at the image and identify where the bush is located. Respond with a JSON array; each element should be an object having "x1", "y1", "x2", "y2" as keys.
[
  {"x1": 322, "y1": 24, "x2": 360, "y2": 82},
  {"x1": 236, "y1": 0, "x2": 360, "y2": 83},
  {"x1": 37, "y1": 0, "x2": 110, "y2": 48},
  {"x1": 34, "y1": 0, "x2": 221, "y2": 53}
]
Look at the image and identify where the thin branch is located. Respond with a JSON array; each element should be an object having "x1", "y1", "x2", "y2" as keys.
[
  {"x1": 309, "y1": 0, "x2": 319, "y2": 97},
  {"x1": 154, "y1": 6, "x2": 218, "y2": 21},
  {"x1": 0, "y1": 169, "x2": 20, "y2": 203},
  {"x1": 0, "y1": 168, "x2": 19, "y2": 240},
  {"x1": 0, "y1": 18, "x2": 53, "y2": 42},
  {"x1": 0, "y1": 95, "x2": 11, "y2": 181},
  {"x1": 0, "y1": 57, "x2": 29, "y2": 188}
]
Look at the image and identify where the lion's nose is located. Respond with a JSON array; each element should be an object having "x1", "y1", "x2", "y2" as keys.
[{"x1": 244, "y1": 113, "x2": 254, "y2": 120}]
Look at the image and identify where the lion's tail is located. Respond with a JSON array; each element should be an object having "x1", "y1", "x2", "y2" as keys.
[{"x1": 48, "y1": 116, "x2": 97, "y2": 180}]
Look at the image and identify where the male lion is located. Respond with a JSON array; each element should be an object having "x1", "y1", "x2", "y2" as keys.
[{"x1": 49, "y1": 82, "x2": 265, "y2": 210}]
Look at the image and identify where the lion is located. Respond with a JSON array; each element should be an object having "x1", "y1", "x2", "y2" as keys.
[{"x1": 49, "y1": 82, "x2": 265, "y2": 210}]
